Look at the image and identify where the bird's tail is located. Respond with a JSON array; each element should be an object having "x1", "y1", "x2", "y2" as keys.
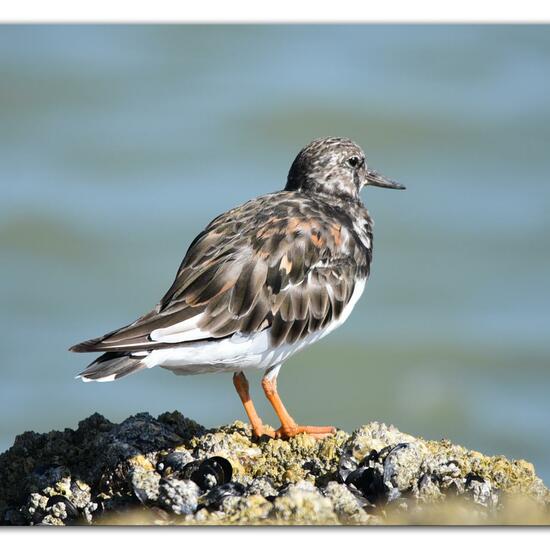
[{"x1": 76, "y1": 351, "x2": 148, "y2": 382}]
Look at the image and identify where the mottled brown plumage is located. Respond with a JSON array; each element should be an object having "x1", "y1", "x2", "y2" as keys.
[{"x1": 72, "y1": 191, "x2": 372, "y2": 352}]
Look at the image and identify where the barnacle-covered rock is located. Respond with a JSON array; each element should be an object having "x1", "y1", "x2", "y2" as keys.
[
  {"x1": 0, "y1": 413, "x2": 548, "y2": 525},
  {"x1": 220, "y1": 493, "x2": 273, "y2": 524},
  {"x1": 270, "y1": 481, "x2": 338, "y2": 524},
  {"x1": 158, "y1": 478, "x2": 200, "y2": 515},
  {"x1": 322, "y1": 481, "x2": 371, "y2": 524}
]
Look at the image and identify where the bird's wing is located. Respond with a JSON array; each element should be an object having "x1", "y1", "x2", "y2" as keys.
[{"x1": 70, "y1": 194, "x2": 370, "y2": 352}]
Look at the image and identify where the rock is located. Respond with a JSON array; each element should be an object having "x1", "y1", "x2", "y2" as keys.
[
  {"x1": 322, "y1": 481, "x2": 371, "y2": 524},
  {"x1": 131, "y1": 467, "x2": 161, "y2": 505},
  {"x1": 383, "y1": 442, "x2": 426, "y2": 494},
  {"x1": 220, "y1": 493, "x2": 273, "y2": 524},
  {"x1": 271, "y1": 480, "x2": 337, "y2": 524},
  {"x1": 158, "y1": 478, "x2": 200, "y2": 515},
  {"x1": 0, "y1": 413, "x2": 548, "y2": 525}
]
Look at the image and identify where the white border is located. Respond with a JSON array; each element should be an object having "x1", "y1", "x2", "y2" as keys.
[
  {"x1": 1, "y1": 0, "x2": 550, "y2": 23},
  {"x1": 1, "y1": 528, "x2": 549, "y2": 547}
]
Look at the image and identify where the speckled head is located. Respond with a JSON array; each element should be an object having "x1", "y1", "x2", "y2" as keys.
[{"x1": 285, "y1": 137, "x2": 405, "y2": 202}]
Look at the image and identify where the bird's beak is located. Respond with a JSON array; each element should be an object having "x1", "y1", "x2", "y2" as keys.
[{"x1": 365, "y1": 169, "x2": 406, "y2": 190}]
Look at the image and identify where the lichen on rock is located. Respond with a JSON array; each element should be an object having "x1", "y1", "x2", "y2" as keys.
[{"x1": 0, "y1": 413, "x2": 548, "y2": 525}]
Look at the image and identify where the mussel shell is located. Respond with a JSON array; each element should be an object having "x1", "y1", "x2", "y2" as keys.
[
  {"x1": 180, "y1": 456, "x2": 233, "y2": 490},
  {"x1": 160, "y1": 451, "x2": 194, "y2": 474},
  {"x1": 46, "y1": 495, "x2": 79, "y2": 518},
  {"x1": 381, "y1": 443, "x2": 408, "y2": 465},
  {"x1": 200, "y1": 482, "x2": 246, "y2": 509},
  {"x1": 192, "y1": 457, "x2": 232, "y2": 490},
  {"x1": 338, "y1": 447, "x2": 384, "y2": 483},
  {"x1": 345, "y1": 466, "x2": 386, "y2": 504},
  {"x1": 465, "y1": 472, "x2": 486, "y2": 486},
  {"x1": 180, "y1": 460, "x2": 202, "y2": 480},
  {"x1": 337, "y1": 454, "x2": 358, "y2": 483},
  {"x1": 132, "y1": 485, "x2": 150, "y2": 505},
  {"x1": 360, "y1": 448, "x2": 383, "y2": 466},
  {"x1": 204, "y1": 457, "x2": 232, "y2": 481}
]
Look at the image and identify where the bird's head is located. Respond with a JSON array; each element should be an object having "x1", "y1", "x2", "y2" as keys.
[{"x1": 285, "y1": 137, "x2": 405, "y2": 202}]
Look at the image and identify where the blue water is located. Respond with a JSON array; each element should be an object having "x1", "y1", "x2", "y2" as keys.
[{"x1": 1, "y1": 25, "x2": 549, "y2": 482}]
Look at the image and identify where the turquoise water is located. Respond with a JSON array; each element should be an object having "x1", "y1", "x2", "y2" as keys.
[{"x1": 1, "y1": 25, "x2": 549, "y2": 482}]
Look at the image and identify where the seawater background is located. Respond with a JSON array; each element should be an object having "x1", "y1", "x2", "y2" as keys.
[{"x1": 1, "y1": 25, "x2": 549, "y2": 482}]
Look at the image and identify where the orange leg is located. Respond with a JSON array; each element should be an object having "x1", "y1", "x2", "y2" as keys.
[
  {"x1": 261, "y1": 367, "x2": 336, "y2": 439},
  {"x1": 232, "y1": 372, "x2": 275, "y2": 438}
]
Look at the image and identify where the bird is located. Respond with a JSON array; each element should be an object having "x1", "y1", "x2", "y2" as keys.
[{"x1": 70, "y1": 137, "x2": 405, "y2": 439}]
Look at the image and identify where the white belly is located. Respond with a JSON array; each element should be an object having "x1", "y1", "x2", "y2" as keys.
[{"x1": 146, "y1": 278, "x2": 366, "y2": 375}]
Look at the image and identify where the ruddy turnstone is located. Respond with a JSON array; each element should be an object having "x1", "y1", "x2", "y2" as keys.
[{"x1": 71, "y1": 137, "x2": 405, "y2": 439}]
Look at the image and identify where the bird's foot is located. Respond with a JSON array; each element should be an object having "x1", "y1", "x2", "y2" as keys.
[
  {"x1": 251, "y1": 423, "x2": 336, "y2": 440},
  {"x1": 274, "y1": 424, "x2": 336, "y2": 440},
  {"x1": 252, "y1": 425, "x2": 276, "y2": 438}
]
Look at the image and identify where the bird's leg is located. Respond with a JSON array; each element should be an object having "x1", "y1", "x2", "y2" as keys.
[
  {"x1": 261, "y1": 366, "x2": 336, "y2": 439},
  {"x1": 232, "y1": 371, "x2": 275, "y2": 438}
]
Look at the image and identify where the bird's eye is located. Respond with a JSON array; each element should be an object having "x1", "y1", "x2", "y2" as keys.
[{"x1": 347, "y1": 156, "x2": 362, "y2": 168}]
